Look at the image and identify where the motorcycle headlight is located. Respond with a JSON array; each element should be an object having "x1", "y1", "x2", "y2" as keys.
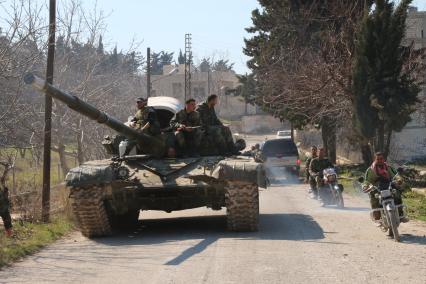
[{"x1": 327, "y1": 175, "x2": 336, "y2": 182}]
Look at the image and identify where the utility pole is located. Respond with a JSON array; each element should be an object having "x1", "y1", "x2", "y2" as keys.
[
  {"x1": 147, "y1": 47, "x2": 151, "y2": 98},
  {"x1": 42, "y1": 0, "x2": 56, "y2": 223},
  {"x1": 184, "y1": 33, "x2": 192, "y2": 101}
]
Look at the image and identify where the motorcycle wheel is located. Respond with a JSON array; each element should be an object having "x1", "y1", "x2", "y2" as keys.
[{"x1": 386, "y1": 209, "x2": 400, "y2": 242}]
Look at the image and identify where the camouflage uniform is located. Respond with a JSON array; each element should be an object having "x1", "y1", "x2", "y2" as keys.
[
  {"x1": 134, "y1": 106, "x2": 161, "y2": 136},
  {"x1": 196, "y1": 102, "x2": 235, "y2": 155},
  {"x1": 305, "y1": 155, "x2": 318, "y2": 194},
  {"x1": 309, "y1": 157, "x2": 334, "y2": 200},
  {"x1": 170, "y1": 109, "x2": 202, "y2": 155},
  {"x1": 0, "y1": 187, "x2": 12, "y2": 230},
  {"x1": 364, "y1": 164, "x2": 403, "y2": 216}
]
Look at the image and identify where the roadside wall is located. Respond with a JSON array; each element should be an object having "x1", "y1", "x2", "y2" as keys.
[{"x1": 241, "y1": 115, "x2": 288, "y2": 133}]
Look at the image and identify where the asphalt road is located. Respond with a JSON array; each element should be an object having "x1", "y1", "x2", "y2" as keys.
[{"x1": 1, "y1": 180, "x2": 426, "y2": 284}]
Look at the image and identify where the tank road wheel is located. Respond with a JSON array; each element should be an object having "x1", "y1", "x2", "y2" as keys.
[
  {"x1": 225, "y1": 181, "x2": 259, "y2": 232},
  {"x1": 69, "y1": 186, "x2": 112, "y2": 238}
]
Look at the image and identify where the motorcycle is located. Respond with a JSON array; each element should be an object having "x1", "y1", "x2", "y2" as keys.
[
  {"x1": 359, "y1": 175, "x2": 408, "y2": 242},
  {"x1": 318, "y1": 168, "x2": 344, "y2": 208}
]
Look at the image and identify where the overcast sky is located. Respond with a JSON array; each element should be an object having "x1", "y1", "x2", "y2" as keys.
[{"x1": 1, "y1": 0, "x2": 426, "y2": 74}]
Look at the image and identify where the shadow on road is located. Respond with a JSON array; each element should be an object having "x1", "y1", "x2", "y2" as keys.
[
  {"x1": 91, "y1": 213, "x2": 325, "y2": 265},
  {"x1": 400, "y1": 234, "x2": 426, "y2": 245}
]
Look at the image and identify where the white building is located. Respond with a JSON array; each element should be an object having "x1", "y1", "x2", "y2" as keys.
[
  {"x1": 150, "y1": 64, "x2": 258, "y2": 119},
  {"x1": 392, "y1": 6, "x2": 426, "y2": 160}
]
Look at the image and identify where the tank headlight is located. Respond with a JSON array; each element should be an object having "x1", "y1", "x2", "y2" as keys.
[{"x1": 117, "y1": 166, "x2": 129, "y2": 179}]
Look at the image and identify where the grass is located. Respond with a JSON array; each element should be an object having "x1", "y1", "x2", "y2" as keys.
[
  {"x1": 1, "y1": 147, "x2": 78, "y2": 193},
  {"x1": 0, "y1": 216, "x2": 73, "y2": 268},
  {"x1": 403, "y1": 191, "x2": 426, "y2": 222}
]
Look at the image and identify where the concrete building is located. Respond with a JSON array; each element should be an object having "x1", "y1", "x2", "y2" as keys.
[
  {"x1": 392, "y1": 6, "x2": 426, "y2": 160},
  {"x1": 150, "y1": 64, "x2": 259, "y2": 120}
]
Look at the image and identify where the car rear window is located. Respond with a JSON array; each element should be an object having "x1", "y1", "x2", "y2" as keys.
[{"x1": 261, "y1": 139, "x2": 299, "y2": 157}]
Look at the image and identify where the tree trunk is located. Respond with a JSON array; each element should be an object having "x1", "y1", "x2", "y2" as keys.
[
  {"x1": 377, "y1": 121, "x2": 385, "y2": 153},
  {"x1": 384, "y1": 130, "x2": 392, "y2": 159},
  {"x1": 360, "y1": 140, "x2": 373, "y2": 166},
  {"x1": 57, "y1": 142, "x2": 70, "y2": 175},
  {"x1": 321, "y1": 119, "x2": 337, "y2": 164}
]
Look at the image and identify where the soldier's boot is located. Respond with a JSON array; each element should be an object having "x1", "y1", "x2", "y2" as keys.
[{"x1": 371, "y1": 210, "x2": 381, "y2": 221}]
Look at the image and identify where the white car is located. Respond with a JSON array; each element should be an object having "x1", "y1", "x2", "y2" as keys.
[
  {"x1": 259, "y1": 138, "x2": 300, "y2": 176},
  {"x1": 276, "y1": 130, "x2": 292, "y2": 139}
]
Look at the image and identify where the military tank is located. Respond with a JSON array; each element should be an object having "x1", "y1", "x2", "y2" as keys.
[{"x1": 24, "y1": 73, "x2": 266, "y2": 238}]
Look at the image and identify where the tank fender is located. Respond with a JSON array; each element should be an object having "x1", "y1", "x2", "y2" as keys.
[
  {"x1": 212, "y1": 159, "x2": 267, "y2": 188},
  {"x1": 65, "y1": 163, "x2": 114, "y2": 187}
]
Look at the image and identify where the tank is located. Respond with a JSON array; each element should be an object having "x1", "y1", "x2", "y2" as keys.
[{"x1": 24, "y1": 73, "x2": 267, "y2": 238}]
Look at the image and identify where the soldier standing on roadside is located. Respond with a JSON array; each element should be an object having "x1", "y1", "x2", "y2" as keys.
[{"x1": 0, "y1": 185, "x2": 13, "y2": 237}]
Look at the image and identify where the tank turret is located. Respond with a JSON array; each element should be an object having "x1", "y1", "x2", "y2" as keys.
[{"x1": 24, "y1": 73, "x2": 165, "y2": 157}]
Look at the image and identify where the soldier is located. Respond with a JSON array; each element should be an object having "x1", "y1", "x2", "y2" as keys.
[
  {"x1": 363, "y1": 152, "x2": 408, "y2": 222},
  {"x1": 133, "y1": 97, "x2": 161, "y2": 136},
  {"x1": 0, "y1": 185, "x2": 13, "y2": 237},
  {"x1": 305, "y1": 146, "x2": 318, "y2": 199},
  {"x1": 170, "y1": 98, "x2": 202, "y2": 156},
  {"x1": 197, "y1": 94, "x2": 236, "y2": 155},
  {"x1": 309, "y1": 147, "x2": 334, "y2": 205}
]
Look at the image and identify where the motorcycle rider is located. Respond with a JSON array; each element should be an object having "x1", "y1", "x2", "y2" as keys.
[
  {"x1": 305, "y1": 146, "x2": 318, "y2": 199},
  {"x1": 363, "y1": 152, "x2": 408, "y2": 223},
  {"x1": 309, "y1": 147, "x2": 333, "y2": 205}
]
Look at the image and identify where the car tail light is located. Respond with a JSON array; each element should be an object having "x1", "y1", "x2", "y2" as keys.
[{"x1": 296, "y1": 159, "x2": 301, "y2": 165}]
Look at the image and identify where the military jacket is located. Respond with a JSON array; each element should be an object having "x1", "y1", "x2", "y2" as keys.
[
  {"x1": 170, "y1": 109, "x2": 201, "y2": 130},
  {"x1": 0, "y1": 187, "x2": 10, "y2": 214},
  {"x1": 364, "y1": 165, "x2": 397, "y2": 187},
  {"x1": 196, "y1": 102, "x2": 222, "y2": 127},
  {"x1": 134, "y1": 106, "x2": 160, "y2": 135},
  {"x1": 309, "y1": 157, "x2": 333, "y2": 176}
]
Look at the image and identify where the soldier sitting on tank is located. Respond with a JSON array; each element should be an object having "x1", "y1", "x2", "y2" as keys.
[
  {"x1": 169, "y1": 98, "x2": 202, "y2": 157},
  {"x1": 196, "y1": 94, "x2": 236, "y2": 155},
  {"x1": 132, "y1": 97, "x2": 161, "y2": 136}
]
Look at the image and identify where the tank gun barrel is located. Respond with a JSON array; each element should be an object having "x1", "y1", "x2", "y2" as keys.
[{"x1": 24, "y1": 73, "x2": 165, "y2": 157}]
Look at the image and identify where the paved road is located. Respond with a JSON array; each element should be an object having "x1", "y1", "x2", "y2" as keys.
[{"x1": 1, "y1": 182, "x2": 426, "y2": 284}]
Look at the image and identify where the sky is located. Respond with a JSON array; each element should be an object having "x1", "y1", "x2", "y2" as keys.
[
  {"x1": 83, "y1": 0, "x2": 261, "y2": 74},
  {"x1": 1, "y1": 0, "x2": 426, "y2": 74}
]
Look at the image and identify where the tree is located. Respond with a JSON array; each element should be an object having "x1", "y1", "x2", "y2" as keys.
[
  {"x1": 199, "y1": 57, "x2": 211, "y2": 72},
  {"x1": 352, "y1": 0, "x2": 422, "y2": 161},
  {"x1": 243, "y1": 0, "x2": 373, "y2": 163},
  {"x1": 151, "y1": 51, "x2": 174, "y2": 75},
  {"x1": 178, "y1": 49, "x2": 185, "y2": 64},
  {"x1": 212, "y1": 59, "x2": 234, "y2": 72}
]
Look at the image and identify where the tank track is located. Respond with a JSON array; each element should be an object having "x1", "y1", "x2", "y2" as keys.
[
  {"x1": 225, "y1": 181, "x2": 259, "y2": 232},
  {"x1": 69, "y1": 185, "x2": 112, "y2": 238}
]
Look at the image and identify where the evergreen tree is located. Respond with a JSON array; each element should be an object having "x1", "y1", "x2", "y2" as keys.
[
  {"x1": 97, "y1": 35, "x2": 104, "y2": 55},
  {"x1": 212, "y1": 59, "x2": 234, "y2": 72},
  {"x1": 178, "y1": 49, "x2": 185, "y2": 64},
  {"x1": 352, "y1": 0, "x2": 421, "y2": 159},
  {"x1": 199, "y1": 58, "x2": 211, "y2": 72}
]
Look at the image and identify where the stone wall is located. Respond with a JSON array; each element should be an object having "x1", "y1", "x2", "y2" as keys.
[{"x1": 241, "y1": 115, "x2": 287, "y2": 133}]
